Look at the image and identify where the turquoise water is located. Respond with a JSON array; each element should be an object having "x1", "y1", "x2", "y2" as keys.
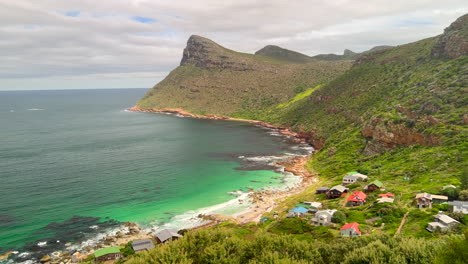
[{"x1": 0, "y1": 89, "x2": 309, "y2": 261}]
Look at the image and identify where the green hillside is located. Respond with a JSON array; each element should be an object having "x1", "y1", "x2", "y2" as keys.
[
  {"x1": 136, "y1": 36, "x2": 351, "y2": 115},
  {"x1": 254, "y1": 45, "x2": 316, "y2": 63}
]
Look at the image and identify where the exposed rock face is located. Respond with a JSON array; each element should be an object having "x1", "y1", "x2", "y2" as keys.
[
  {"x1": 180, "y1": 35, "x2": 253, "y2": 71},
  {"x1": 431, "y1": 13, "x2": 468, "y2": 59},
  {"x1": 361, "y1": 119, "x2": 440, "y2": 155}
]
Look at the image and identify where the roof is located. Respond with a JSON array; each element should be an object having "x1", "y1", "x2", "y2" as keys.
[
  {"x1": 340, "y1": 222, "x2": 361, "y2": 234},
  {"x1": 290, "y1": 207, "x2": 309, "y2": 213},
  {"x1": 347, "y1": 191, "x2": 367, "y2": 202},
  {"x1": 317, "y1": 187, "x2": 330, "y2": 191},
  {"x1": 260, "y1": 217, "x2": 269, "y2": 222},
  {"x1": 368, "y1": 180, "x2": 383, "y2": 188},
  {"x1": 431, "y1": 194, "x2": 448, "y2": 200},
  {"x1": 343, "y1": 175, "x2": 360, "y2": 180},
  {"x1": 155, "y1": 229, "x2": 182, "y2": 242},
  {"x1": 346, "y1": 171, "x2": 368, "y2": 179},
  {"x1": 316, "y1": 209, "x2": 337, "y2": 216},
  {"x1": 303, "y1": 202, "x2": 322, "y2": 208},
  {"x1": 330, "y1": 185, "x2": 348, "y2": 193},
  {"x1": 378, "y1": 193, "x2": 395, "y2": 197},
  {"x1": 434, "y1": 213, "x2": 459, "y2": 224},
  {"x1": 132, "y1": 238, "x2": 155, "y2": 251},
  {"x1": 448, "y1": 200, "x2": 468, "y2": 208},
  {"x1": 416, "y1": 192, "x2": 432, "y2": 199},
  {"x1": 443, "y1": 184, "x2": 457, "y2": 189},
  {"x1": 94, "y1": 247, "x2": 120, "y2": 258},
  {"x1": 377, "y1": 197, "x2": 394, "y2": 203}
]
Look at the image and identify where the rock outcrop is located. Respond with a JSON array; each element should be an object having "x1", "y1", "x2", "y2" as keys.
[{"x1": 431, "y1": 13, "x2": 468, "y2": 59}]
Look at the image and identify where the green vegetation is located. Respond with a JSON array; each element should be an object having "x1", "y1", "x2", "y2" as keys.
[{"x1": 277, "y1": 85, "x2": 322, "y2": 108}]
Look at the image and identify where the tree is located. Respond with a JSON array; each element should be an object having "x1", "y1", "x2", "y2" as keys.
[
  {"x1": 331, "y1": 211, "x2": 346, "y2": 224},
  {"x1": 459, "y1": 190, "x2": 468, "y2": 201},
  {"x1": 460, "y1": 168, "x2": 468, "y2": 190},
  {"x1": 441, "y1": 187, "x2": 459, "y2": 200}
]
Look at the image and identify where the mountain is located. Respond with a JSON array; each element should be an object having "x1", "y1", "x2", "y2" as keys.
[
  {"x1": 254, "y1": 45, "x2": 316, "y2": 63},
  {"x1": 312, "y1": 45, "x2": 393, "y2": 61},
  {"x1": 136, "y1": 35, "x2": 351, "y2": 115}
]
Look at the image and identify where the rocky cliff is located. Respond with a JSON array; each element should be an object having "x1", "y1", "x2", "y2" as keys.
[{"x1": 431, "y1": 13, "x2": 468, "y2": 59}]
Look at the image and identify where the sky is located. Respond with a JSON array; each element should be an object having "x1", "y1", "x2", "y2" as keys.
[{"x1": 0, "y1": 0, "x2": 466, "y2": 91}]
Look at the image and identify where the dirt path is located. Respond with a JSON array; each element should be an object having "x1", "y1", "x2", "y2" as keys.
[{"x1": 395, "y1": 212, "x2": 409, "y2": 236}]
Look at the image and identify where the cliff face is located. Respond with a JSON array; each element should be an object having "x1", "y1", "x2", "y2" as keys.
[{"x1": 431, "y1": 14, "x2": 468, "y2": 59}]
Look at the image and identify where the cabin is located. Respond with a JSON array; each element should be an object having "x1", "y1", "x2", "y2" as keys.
[
  {"x1": 342, "y1": 172, "x2": 368, "y2": 185},
  {"x1": 155, "y1": 229, "x2": 182, "y2": 244},
  {"x1": 427, "y1": 212, "x2": 460, "y2": 233},
  {"x1": 415, "y1": 193, "x2": 448, "y2": 208},
  {"x1": 94, "y1": 247, "x2": 122, "y2": 262},
  {"x1": 340, "y1": 222, "x2": 361, "y2": 238},
  {"x1": 303, "y1": 201, "x2": 322, "y2": 212},
  {"x1": 448, "y1": 201, "x2": 468, "y2": 214},
  {"x1": 260, "y1": 217, "x2": 270, "y2": 223},
  {"x1": 364, "y1": 180, "x2": 384, "y2": 192},
  {"x1": 347, "y1": 191, "x2": 367, "y2": 206},
  {"x1": 132, "y1": 238, "x2": 155, "y2": 252},
  {"x1": 316, "y1": 187, "x2": 330, "y2": 194},
  {"x1": 287, "y1": 207, "x2": 309, "y2": 218},
  {"x1": 378, "y1": 193, "x2": 395, "y2": 198},
  {"x1": 377, "y1": 197, "x2": 394, "y2": 203},
  {"x1": 326, "y1": 185, "x2": 349, "y2": 199},
  {"x1": 311, "y1": 209, "x2": 337, "y2": 226}
]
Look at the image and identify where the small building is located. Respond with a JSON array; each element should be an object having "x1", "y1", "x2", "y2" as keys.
[
  {"x1": 326, "y1": 185, "x2": 349, "y2": 199},
  {"x1": 287, "y1": 207, "x2": 309, "y2": 218},
  {"x1": 132, "y1": 238, "x2": 155, "y2": 252},
  {"x1": 316, "y1": 187, "x2": 330, "y2": 194},
  {"x1": 364, "y1": 180, "x2": 384, "y2": 192},
  {"x1": 347, "y1": 191, "x2": 367, "y2": 206},
  {"x1": 342, "y1": 172, "x2": 368, "y2": 185},
  {"x1": 340, "y1": 222, "x2": 361, "y2": 238},
  {"x1": 155, "y1": 229, "x2": 182, "y2": 244},
  {"x1": 260, "y1": 217, "x2": 270, "y2": 223},
  {"x1": 94, "y1": 247, "x2": 122, "y2": 262},
  {"x1": 448, "y1": 201, "x2": 468, "y2": 214},
  {"x1": 311, "y1": 209, "x2": 337, "y2": 226},
  {"x1": 427, "y1": 212, "x2": 460, "y2": 233},
  {"x1": 303, "y1": 202, "x2": 323, "y2": 211},
  {"x1": 415, "y1": 193, "x2": 448, "y2": 208},
  {"x1": 376, "y1": 197, "x2": 394, "y2": 203},
  {"x1": 378, "y1": 193, "x2": 395, "y2": 198}
]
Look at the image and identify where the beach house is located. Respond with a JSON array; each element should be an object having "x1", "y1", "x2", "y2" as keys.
[
  {"x1": 415, "y1": 193, "x2": 448, "y2": 208},
  {"x1": 311, "y1": 209, "x2": 337, "y2": 226},
  {"x1": 132, "y1": 238, "x2": 155, "y2": 252},
  {"x1": 364, "y1": 180, "x2": 384, "y2": 192},
  {"x1": 427, "y1": 212, "x2": 460, "y2": 232},
  {"x1": 326, "y1": 185, "x2": 349, "y2": 199},
  {"x1": 347, "y1": 191, "x2": 367, "y2": 206},
  {"x1": 316, "y1": 187, "x2": 330, "y2": 194},
  {"x1": 287, "y1": 207, "x2": 309, "y2": 218},
  {"x1": 342, "y1": 172, "x2": 368, "y2": 185},
  {"x1": 94, "y1": 247, "x2": 122, "y2": 262},
  {"x1": 155, "y1": 229, "x2": 182, "y2": 244},
  {"x1": 448, "y1": 201, "x2": 468, "y2": 214},
  {"x1": 340, "y1": 222, "x2": 361, "y2": 238}
]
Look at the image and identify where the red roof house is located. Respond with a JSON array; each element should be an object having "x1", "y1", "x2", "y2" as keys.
[
  {"x1": 340, "y1": 222, "x2": 361, "y2": 237},
  {"x1": 378, "y1": 193, "x2": 395, "y2": 198},
  {"x1": 347, "y1": 191, "x2": 367, "y2": 206}
]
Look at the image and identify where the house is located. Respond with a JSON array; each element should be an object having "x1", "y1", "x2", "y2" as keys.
[
  {"x1": 311, "y1": 209, "x2": 337, "y2": 226},
  {"x1": 378, "y1": 193, "x2": 395, "y2": 198},
  {"x1": 132, "y1": 238, "x2": 155, "y2": 252},
  {"x1": 448, "y1": 201, "x2": 468, "y2": 214},
  {"x1": 364, "y1": 180, "x2": 384, "y2": 192},
  {"x1": 155, "y1": 229, "x2": 182, "y2": 244},
  {"x1": 287, "y1": 207, "x2": 309, "y2": 218},
  {"x1": 427, "y1": 212, "x2": 460, "y2": 232},
  {"x1": 94, "y1": 247, "x2": 122, "y2": 262},
  {"x1": 340, "y1": 222, "x2": 361, "y2": 238},
  {"x1": 342, "y1": 172, "x2": 368, "y2": 185},
  {"x1": 326, "y1": 185, "x2": 349, "y2": 199},
  {"x1": 316, "y1": 187, "x2": 330, "y2": 194},
  {"x1": 302, "y1": 202, "x2": 322, "y2": 212},
  {"x1": 415, "y1": 193, "x2": 449, "y2": 208},
  {"x1": 347, "y1": 191, "x2": 367, "y2": 206},
  {"x1": 377, "y1": 197, "x2": 394, "y2": 203},
  {"x1": 260, "y1": 217, "x2": 270, "y2": 223}
]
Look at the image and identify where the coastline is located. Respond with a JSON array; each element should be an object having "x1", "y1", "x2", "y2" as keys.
[{"x1": 128, "y1": 106, "x2": 318, "y2": 224}]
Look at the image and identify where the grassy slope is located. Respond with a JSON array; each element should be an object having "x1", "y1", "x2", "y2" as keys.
[{"x1": 254, "y1": 45, "x2": 317, "y2": 63}]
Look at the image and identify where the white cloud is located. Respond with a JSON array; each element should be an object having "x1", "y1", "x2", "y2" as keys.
[{"x1": 0, "y1": 0, "x2": 466, "y2": 90}]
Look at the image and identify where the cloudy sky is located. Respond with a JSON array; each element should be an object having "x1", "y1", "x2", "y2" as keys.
[{"x1": 0, "y1": 0, "x2": 466, "y2": 90}]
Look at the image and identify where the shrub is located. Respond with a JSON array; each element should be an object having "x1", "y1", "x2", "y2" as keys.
[{"x1": 331, "y1": 211, "x2": 346, "y2": 224}]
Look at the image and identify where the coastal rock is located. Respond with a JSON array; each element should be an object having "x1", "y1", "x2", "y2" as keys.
[
  {"x1": 40, "y1": 255, "x2": 51, "y2": 263},
  {"x1": 431, "y1": 13, "x2": 468, "y2": 59},
  {"x1": 0, "y1": 251, "x2": 13, "y2": 261}
]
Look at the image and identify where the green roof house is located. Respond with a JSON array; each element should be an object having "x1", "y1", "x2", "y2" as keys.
[
  {"x1": 94, "y1": 247, "x2": 122, "y2": 262},
  {"x1": 365, "y1": 180, "x2": 384, "y2": 192}
]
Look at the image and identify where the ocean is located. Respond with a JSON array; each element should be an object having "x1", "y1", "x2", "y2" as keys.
[{"x1": 0, "y1": 88, "x2": 311, "y2": 262}]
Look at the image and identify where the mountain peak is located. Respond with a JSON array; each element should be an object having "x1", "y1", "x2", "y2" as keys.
[
  {"x1": 255, "y1": 45, "x2": 314, "y2": 63},
  {"x1": 431, "y1": 13, "x2": 468, "y2": 59}
]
